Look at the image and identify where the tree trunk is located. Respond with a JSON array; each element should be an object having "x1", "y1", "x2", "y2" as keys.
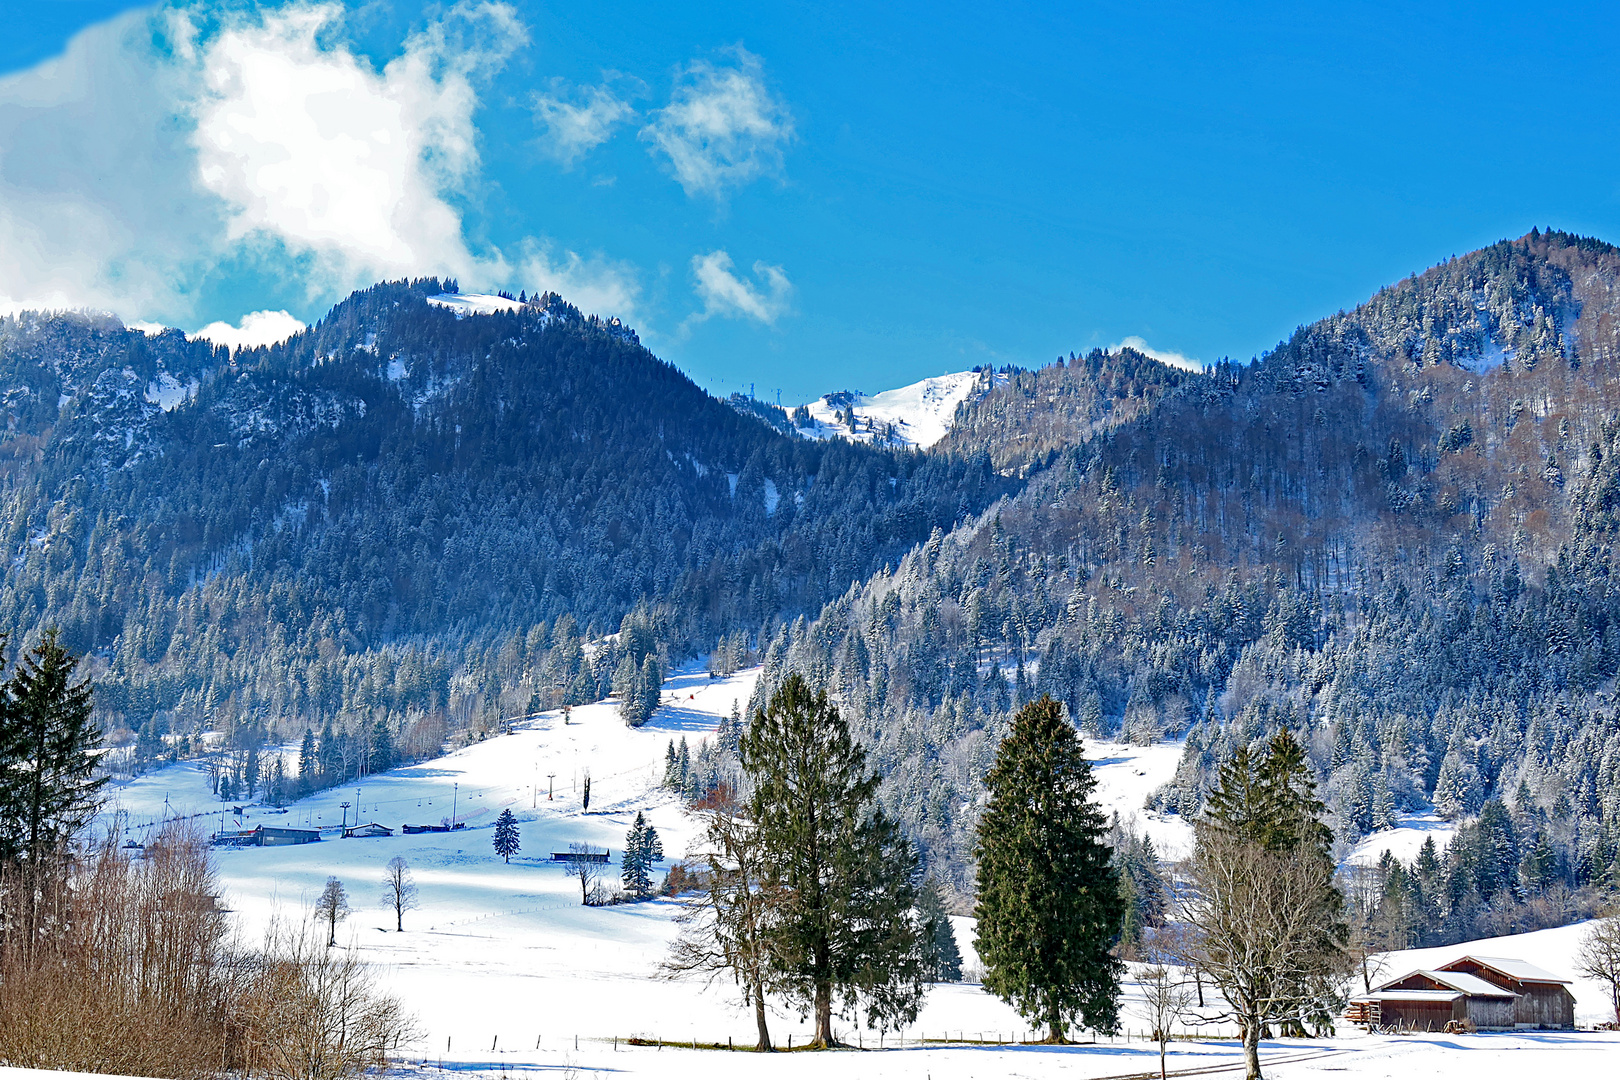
[
  {"x1": 1243, "y1": 1020, "x2": 1262, "y2": 1080},
  {"x1": 814, "y1": 979, "x2": 834, "y2": 1046},
  {"x1": 1047, "y1": 1014, "x2": 1064, "y2": 1044},
  {"x1": 753, "y1": 990, "x2": 773, "y2": 1051}
]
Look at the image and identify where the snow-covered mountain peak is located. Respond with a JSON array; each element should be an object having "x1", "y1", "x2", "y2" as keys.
[
  {"x1": 426, "y1": 292, "x2": 528, "y2": 317},
  {"x1": 792, "y1": 369, "x2": 1000, "y2": 449}
]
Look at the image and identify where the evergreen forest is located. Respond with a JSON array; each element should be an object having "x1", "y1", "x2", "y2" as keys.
[{"x1": 3, "y1": 230, "x2": 1620, "y2": 951}]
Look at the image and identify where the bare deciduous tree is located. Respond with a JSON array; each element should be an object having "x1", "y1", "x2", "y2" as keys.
[
  {"x1": 1138, "y1": 960, "x2": 1194, "y2": 1080},
  {"x1": 381, "y1": 856, "x2": 418, "y2": 932},
  {"x1": 1185, "y1": 832, "x2": 1349, "y2": 1080},
  {"x1": 1576, "y1": 912, "x2": 1620, "y2": 1025},
  {"x1": 315, "y1": 877, "x2": 350, "y2": 946},
  {"x1": 234, "y1": 918, "x2": 419, "y2": 1080},
  {"x1": 0, "y1": 824, "x2": 231, "y2": 1078},
  {"x1": 661, "y1": 785, "x2": 783, "y2": 1050},
  {"x1": 564, "y1": 843, "x2": 604, "y2": 905}
]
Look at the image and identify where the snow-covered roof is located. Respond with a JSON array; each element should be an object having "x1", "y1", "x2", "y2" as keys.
[
  {"x1": 1354, "y1": 989, "x2": 1463, "y2": 1003},
  {"x1": 1443, "y1": 956, "x2": 1572, "y2": 985},
  {"x1": 1373, "y1": 969, "x2": 1516, "y2": 998}
]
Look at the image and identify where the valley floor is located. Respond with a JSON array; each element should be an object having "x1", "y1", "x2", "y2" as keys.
[{"x1": 67, "y1": 666, "x2": 1620, "y2": 1080}]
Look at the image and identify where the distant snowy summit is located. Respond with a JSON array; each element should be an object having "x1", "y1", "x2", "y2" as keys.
[
  {"x1": 427, "y1": 290, "x2": 639, "y2": 344},
  {"x1": 790, "y1": 369, "x2": 1004, "y2": 450}
]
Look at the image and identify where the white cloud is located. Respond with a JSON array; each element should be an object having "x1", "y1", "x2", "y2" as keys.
[
  {"x1": 1110, "y1": 335, "x2": 1203, "y2": 371},
  {"x1": 188, "y1": 1, "x2": 525, "y2": 292},
  {"x1": 0, "y1": 10, "x2": 220, "y2": 319},
  {"x1": 515, "y1": 240, "x2": 640, "y2": 319},
  {"x1": 641, "y1": 49, "x2": 794, "y2": 201},
  {"x1": 689, "y1": 250, "x2": 792, "y2": 325},
  {"x1": 532, "y1": 78, "x2": 637, "y2": 167},
  {"x1": 192, "y1": 309, "x2": 307, "y2": 350},
  {"x1": 0, "y1": 1, "x2": 541, "y2": 327}
]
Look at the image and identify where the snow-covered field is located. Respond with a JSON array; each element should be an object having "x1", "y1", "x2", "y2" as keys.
[
  {"x1": 85, "y1": 674, "x2": 1620, "y2": 1080},
  {"x1": 1345, "y1": 812, "x2": 1457, "y2": 867},
  {"x1": 1084, "y1": 738, "x2": 1194, "y2": 859}
]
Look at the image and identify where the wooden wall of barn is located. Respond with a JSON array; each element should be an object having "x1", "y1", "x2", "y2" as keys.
[
  {"x1": 1513, "y1": 986, "x2": 1576, "y2": 1028},
  {"x1": 1462, "y1": 996, "x2": 1517, "y2": 1030},
  {"x1": 1381, "y1": 1001, "x2": 1460, "y2": 1031}
]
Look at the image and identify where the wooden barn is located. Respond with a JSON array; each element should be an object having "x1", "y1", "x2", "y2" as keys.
[
  {"x1": 1347, "y1": 969, "x2": 1517, "y2": 1031},
  {"x1": 1437, "y1": 955, "x2": 1576, "y2": 1029}
]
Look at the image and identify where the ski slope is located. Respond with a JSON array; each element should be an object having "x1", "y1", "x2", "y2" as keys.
[{"x1": 793, "y1": 371, "x2": 992, "y2": 449}]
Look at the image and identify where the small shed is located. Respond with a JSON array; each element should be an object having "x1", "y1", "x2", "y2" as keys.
[
  {"x1": 1438, "y1": 955, "x2": 1576, "y2": 1029},
  {"x1": 551, "y1": 850, "x2": 610, "y2": 863},
  {"x1": 1349, "y1": 969, "x2": 1517, "y2": 1031},
  {"x1": 253, "y1": 826, "x2": 321, "y2": 846},
  {"x1": 343, "y1": 822, "x2": 394, "y2": 839}
]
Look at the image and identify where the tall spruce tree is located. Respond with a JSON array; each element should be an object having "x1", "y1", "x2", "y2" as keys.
[
  {"x1": 1190, "y1": 729, "x2": 1348, "y2": 1079},
  {"x1": 492, "y1": 808, "x2": 521, "y2": 863},
  {"x1": 917, "y1": 877, "x2": 964, "y2": 982},
  {"x1": 0, "y1": 630, "x2": 102, "y2": 865},
  {"x1": 623, "y1": 811, "x2": 663, "y2": 899},
  {"x1": 974, "y1": 695, "x2": 1123, "y2": 1042},
  {"x1": 741, "y1": 672, "x2": 927, "y2": 1046}
]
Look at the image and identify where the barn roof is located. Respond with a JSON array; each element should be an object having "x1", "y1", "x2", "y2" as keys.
[
  {"x1": 1354, "y1": 989, "x2": 1462, "y2": 1003},
  {"x1": 1373, "y1": 969, "x2": 1516, "y2": 998},
  {"x1": 1441, "y1": 955, "x2": 1572, "y2": 985}
]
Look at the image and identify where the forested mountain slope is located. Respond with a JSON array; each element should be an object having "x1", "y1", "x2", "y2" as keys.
[
  {"x1": 751, "y1": 231, "x2": 1620, "y2": 930},
  {"x1": 936, "y1": 346, "x2": 1191, "y2": 474},
  {"x1": 0, "y1": 280, "x2": 999, "y2": 776}
]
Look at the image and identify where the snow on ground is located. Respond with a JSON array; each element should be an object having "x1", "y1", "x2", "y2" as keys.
[
  {"x1": 88, "y1": 679, "x2": 1620, "y2": 1080},
  {"x1": 794, "y1": 371, "x2": 988, "y2": 449},
  {"x1": 1084, "y1": 739, "x2": 1194, "y2": 859},
  {"x1": 1345, "y1": 812, "x2": 1457, "y2": 867},
  {"x1": 426, "y1": 293, "x2": 526, "y2": 317},
  {"x1": 143, "y1": 372, "x2": 197, "y2": 411}
]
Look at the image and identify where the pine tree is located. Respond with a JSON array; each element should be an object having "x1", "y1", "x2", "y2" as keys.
[
  {"x1": 917, "y1": 877, "x2": 963, "y2": 982},
  {"x1": 0, "y1": 630, "x2": 104, "y2": 864},
  {"x1": 623, "y1": 811, "x2": 663, "y2": 899},
  {"x1": 741, "y1": 672, "x2": 927, "y2": 1045},
  {"x1": 974, "y1": 695, "x2": 1123, "y2": 1042},
  {"x1": 493, "y1": 808, "x2": 521, "y2": 863},
  {"x1": 369, "y1": 717, "x2": 395, "y2": 774},
  {"x1": 298, "y1": 728, "x2": 317, "y2": 793}
]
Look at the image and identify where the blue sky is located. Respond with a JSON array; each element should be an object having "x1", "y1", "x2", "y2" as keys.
[{"x1": 3, "y1": 1, "x2": 1619, "y2": 401}]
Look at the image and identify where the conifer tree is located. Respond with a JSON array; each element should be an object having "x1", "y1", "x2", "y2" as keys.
[
  {"x1": 622, "y1": 811, "x2": 662, "y2": 899},
  {"x1": 298, "y1": 728, "x2": 317, "y2": 793},
  {"x1": 493, "y1": 808, "x2": 521, "y2": 863},
  {"x1": 1190, "y1": 730, "x2": 1348, "y2": 1078},
  {"x1": 974, "y1": 695, "x2": 1123, "y2": 1042},
  {"x1": 741, "y1": 672, "x2": 927, "y2": 1046},
  {"x1": 0, "y1": 630, "x2": 103, "y2": 865},
  {"x1": 917, "y1": 877, "x2": 963, "y2": 982}
]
